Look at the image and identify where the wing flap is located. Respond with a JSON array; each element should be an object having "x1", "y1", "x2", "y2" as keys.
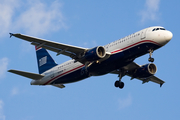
[
  {"x1": 140, "y1": 76, "x2": 165, "y2": 87},
  {"x1": 8, "y1": 69, "x2": 44, "y2": 80}
]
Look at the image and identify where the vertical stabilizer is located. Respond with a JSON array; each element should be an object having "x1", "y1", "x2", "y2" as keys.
[{"x1": 35, "y1": 47, "x2": 57, "y2": 74}]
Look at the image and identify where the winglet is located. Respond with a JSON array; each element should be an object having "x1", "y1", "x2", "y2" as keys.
[{"x1": 9, "y1": 33, "x2": 14, "y2": 38}]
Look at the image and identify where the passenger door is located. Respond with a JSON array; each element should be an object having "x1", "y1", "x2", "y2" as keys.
[{"x1": 141, "y1": 29, "x2": 148, "y2": 40}]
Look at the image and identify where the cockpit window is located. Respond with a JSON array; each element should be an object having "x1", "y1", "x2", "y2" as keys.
[
  {"x1": 152, "y1": 27, "x2": 166, "y2": 31},
  {"x1": 160, "y1": 28, "x2": 166, "y2": 30}
]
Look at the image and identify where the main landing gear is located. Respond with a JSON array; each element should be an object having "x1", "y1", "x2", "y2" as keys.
[
  {"x1": 115, "y1": 81, "x2": 124, "y2": 89},
  {"x1": 148, "y1": 49, "x2": 154, "y2": 62},
  {"x1": 114, "y1": 70, "x2": 125, "y2": 89}
]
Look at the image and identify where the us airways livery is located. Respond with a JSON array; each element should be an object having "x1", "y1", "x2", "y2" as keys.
[{"x1": 8, "y1": 26, "x2": 173, "y2": 89}]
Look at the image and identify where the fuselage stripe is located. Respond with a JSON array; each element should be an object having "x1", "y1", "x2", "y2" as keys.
[
  {"x1": 111, "y1": 40, "x2": 161, "y2": 54},
  {"x1": 43, "y1": 64, "x2": 84, "y2": 85}
]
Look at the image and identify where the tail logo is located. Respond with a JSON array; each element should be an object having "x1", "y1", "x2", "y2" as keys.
[{"x1": 39, "y1": 56, "x2": 47, "y2": 66}]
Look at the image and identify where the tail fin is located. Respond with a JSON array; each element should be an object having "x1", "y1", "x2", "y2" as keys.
[{"x1": 35, "y1": 47, "x2": 58, "y2": 74}]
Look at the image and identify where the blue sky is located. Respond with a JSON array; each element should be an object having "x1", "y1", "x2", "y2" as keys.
[{"x1": 0, "y1": 0, "x2": 179, "y2": 119}]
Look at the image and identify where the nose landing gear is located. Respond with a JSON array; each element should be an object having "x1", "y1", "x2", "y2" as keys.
[
  {"x1": 148, "y1": 57, "x2": 154, "y2": 63},
  {"x1": 148, "y1": 49, "x2": 154, "y2": 62}
]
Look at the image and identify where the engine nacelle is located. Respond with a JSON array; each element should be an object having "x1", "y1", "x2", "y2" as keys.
[
  {"x1": 134, "y1": 63, "x2": 157, "y2": 78},
  {"x1": 84, "y1": 46, "x2": 106, "y2": 62}
]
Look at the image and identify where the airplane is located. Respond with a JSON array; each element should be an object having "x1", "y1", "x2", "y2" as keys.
[{"x1": 8, "y1": 26, "x2": 173, "y2": 89}]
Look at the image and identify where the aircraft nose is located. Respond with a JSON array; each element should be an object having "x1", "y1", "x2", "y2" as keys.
[{"x1": 165, "y1": 31, "x2": 173, "y2": 41}]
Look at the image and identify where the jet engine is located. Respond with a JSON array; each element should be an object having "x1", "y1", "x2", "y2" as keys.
[
  {"x1": 133, "y1": 63, "x2": 157, "y2": 78},
  {"x1": 83, "y1": 46, "x2": 106, "y2": 62}
]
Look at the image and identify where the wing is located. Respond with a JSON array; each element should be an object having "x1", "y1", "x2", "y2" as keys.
[
  {"x1": 10, "y1": 33, "x2": 88, "y2": 61},
  {"x1": 111, "y1": 62, "x2": 165, "y2": 87}
]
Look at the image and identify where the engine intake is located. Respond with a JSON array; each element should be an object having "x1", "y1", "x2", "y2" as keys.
[
  {"x1": 84, "y1": 46, "x2": 106, "y2": 62},
  {"x1": 134, "y1": 63, "x2": 157, "y2": 78}
]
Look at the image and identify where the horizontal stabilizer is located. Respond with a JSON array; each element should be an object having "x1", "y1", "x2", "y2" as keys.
[{"x1": 8, "y1": 69, "x2": 44, "y2": 80}]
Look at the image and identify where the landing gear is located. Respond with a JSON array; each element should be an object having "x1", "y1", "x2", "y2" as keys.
[
  {"x1": 148, "y1": 49, "x2": 154, "y2": 62},
  {"x1": 148, "y1": 57, "x2": 154, "y2": 63},
  {"x1": 114, "y1": 69, "x2": 125, "y2": 89},
  {"x1": 114, "y1": 81, "x2": 124, "y2": 89},
  {"x1": 81, "y1": 62, "x2": 94, "y2": 75}
]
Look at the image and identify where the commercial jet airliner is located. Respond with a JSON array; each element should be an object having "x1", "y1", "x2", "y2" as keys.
[{"x1": 8, "y1": 26, "x2": 173, "y2": 89}]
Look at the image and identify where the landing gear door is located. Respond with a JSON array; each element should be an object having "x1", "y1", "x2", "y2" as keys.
[{"x1": 141, "y1": 28, "x2": 148, "y2": 40}]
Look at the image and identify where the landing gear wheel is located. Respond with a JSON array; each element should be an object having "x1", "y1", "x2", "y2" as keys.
[
  {"x1": 148, "y1": 57, "x2": 154, "y2": 62},
  {"x1": 119, "y1": 82, "x2": 124, "y2": 89},
  {"x1": 114, "y1": 81, "x2": 124, "y2": 89},
  {"x1": 114, "y1": 81, "x2": 119, "y2": 87}
]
